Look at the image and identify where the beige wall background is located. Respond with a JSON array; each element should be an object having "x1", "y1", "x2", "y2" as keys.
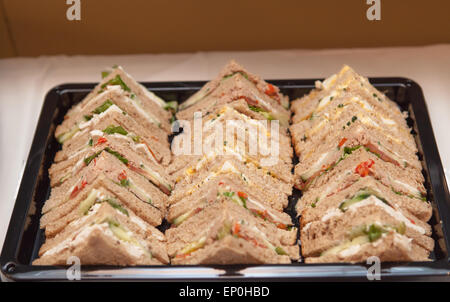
[{"x1": 1, "y1": 0, "x2": 450, "y2": 58}]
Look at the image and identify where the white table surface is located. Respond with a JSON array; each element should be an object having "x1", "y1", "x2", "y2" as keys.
[{"x1": 1, "y1": 44, "x2": 449, "y2": 251}]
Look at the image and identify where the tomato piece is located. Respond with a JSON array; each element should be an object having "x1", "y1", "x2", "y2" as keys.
[
  {"x1": 265, "y1": 84, "x2": 276, "y2": 96},
  {"x1": 338, "y1": 137, "x2": 347, "y2": 148},
  {"x1": 232, "y1": 222, "x2": 241, "y2": 235},
  {"x1": 70, "y1": 180, "x2": 88, "y2": 199},
  {"x1": 95, "y1": 137, "x2": 107, "y2": 147},
  {"x1": 118, "y1": 170, "x2": 127, "y2": 181},
  {"x1": 143, "y1": 142, "x2": 158, "y2": 162},
  {"x1": 237, "y1": 191, "x2": 248, "y2": 200},
  {"x1": 355, "y1": 159, "x2": 375, "y2": 177}
]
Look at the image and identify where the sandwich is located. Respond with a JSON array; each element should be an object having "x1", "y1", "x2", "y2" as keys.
[
  {"x1": 169, "y1": 106, "x2": 293, "y2": 185},
  {"x1": 56, "y1": 85, "x2": 170, "y2": 146},
  {"x1": 40, "y1": 151, "x2": 166, "y2": 237},
  {"x1": 166, "y1": 197, "x2": 299, "y2": 265},
  {"x1": 300, "y1": 195, "x2": 434, "y2": 258},
  {"x1": 299, "y1": 175, "x2": 432, "y2": 223},
  {"x1": 179, "y1": 59, "x2": 289, "y2": 111},
  {"x1": 290, "y1": 97, "x2": 418, "y2": 159},
  {"x1": 176, "y1": 61, "x2": 290, "y2": 128},
  {"x1": 54, "y1": 100, "x2": 172, "y2": 167},
  {"x1": 304, "y1": 231, "x2": 430, "y2": 263},
  {"x1": 291, "y1": 65, "x2": 432, "y2": 263},
  {"x1": 60, "y1": 65, "x2": 174, "y2": 135},
  {"x1": 49, "y1": 127, "x2": 173, "y2": 194},
  {"x1": 168, "y1": 158, "x2": 292, "y2": 211},
  {"x1": 167, "y1": 172, "x2": 294, "y2": 231},
  {"x1": 294, "y1": 140, "x2": 425, "y2": 199},
  {"x1": 33, "y1": 202, "x2": 169, "y2": 266},
  {"x1": 291, "y1": 65, "x2": 407, "y2": 125}
]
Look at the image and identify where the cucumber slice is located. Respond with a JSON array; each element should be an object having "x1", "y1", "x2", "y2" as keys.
[{"x1": 79, "y1": 189, "x2": 99, "y2": 215}]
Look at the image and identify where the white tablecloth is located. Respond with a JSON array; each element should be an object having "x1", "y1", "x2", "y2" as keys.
[{"x1": 1, "y1": 45, "x2": 449, "y2": 250}]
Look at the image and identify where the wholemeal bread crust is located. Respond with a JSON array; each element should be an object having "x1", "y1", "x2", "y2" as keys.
[
  {"x1": 38, "y1": 203, "x2": 169, "y2": 264},
  {"x1": 171, "y1": 235, "x2": 291, "y2": 265},
  {"x1": 166, "y1": 198, "x2": 299, "y2": 262},
  {"x1": 61, "y1": 66, "x2": 172, "y2": 133},
  {"x1": 304, "y1": 232, "x2": 430, "y2": 263},
  {"x1": 298, "y1": 176, "x2": 432, "y2": 223},
  {"x1": 295, "y1": 147, "x2": 425, "y2": 197},
  {"x1": 167, "y1": 173, "x2": 293, "y2": 229},
  {"x1": 42, "y1": 152, "x2": 166, "y2": 215},
  {"x1": 33, "y1": 226, "x2": 162, "y2": 266},
  {"x1": 300, "y1": 204, "x2": 434, "y2": 257},
  {"x1": 55, "y1": 106, "x2": 171, "y2": 165}
]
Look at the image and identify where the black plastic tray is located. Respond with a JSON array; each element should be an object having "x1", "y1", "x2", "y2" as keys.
[{"x1": 1, "y1": 78, "x2": 450, "y2": 281}]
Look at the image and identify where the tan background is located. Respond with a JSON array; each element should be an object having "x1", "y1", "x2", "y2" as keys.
[{"x1": 1, "y1": 0, "x2": 450, "y2": 58}]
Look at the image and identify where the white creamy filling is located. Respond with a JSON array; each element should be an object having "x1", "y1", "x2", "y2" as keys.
[
  {"x1": 392, "y1": 179, "x2": 421, "y2": 197},
  {"x1": 393, "y1": 233, "x2": 413, "y2": 250},
  {"x1": 79, "y1": 104, "x2": 123, "y2": 130},
  {"x1": 321, "y1": 208, "x2": 341, "y2": 222},
  {"x1": 318, "y1": 169, "x2": 352, "y2": 199},
  {"x1": 250, "y1": 91, "x2": 273, "y2": 114},
  {"x1": 303, "y1": 222, "x2": 312, "y2": 233},
  {"x1": 43, "y1": 223, "x2": 146, "y2": 259},
  {"x1": 302, "y1": 151, "x2": 330, "y2": 179},
  {"x1": 319, "y1": 74, "x2": 337, "y2": 90},
  {"x1": 338, "y1": 244, "x2": 360, "y2": 257},
  {"x1": 128, "y1": 94, "x2": 162, "y2": 127},
  {"x1": 316, "y1": 90, "x2": 338, "y2": 111},
  {"x1": 247, "y1": 197, "x2": 283, "y2": 223}
]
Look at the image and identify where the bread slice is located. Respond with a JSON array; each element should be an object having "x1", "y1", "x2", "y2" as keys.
[
  {"x1": 167, "y1": 172, "x2": 294, "y2": 232},
  {"x1": 60, "y1": 66, "x2": 173, "y2": 134},
  {"x1": 169, "y1": 158, "x2": 292, "y2": 211},
  {"x1": 299, "y1": 175, "x2": 432, "y2": 223},
  {"x1": 54, "y1": 103, "x2": 171, "y2": 166},
  {"x1": 301, "y1": 197, "x2": 434, "y2": 257},
  {"x1": 177, "y1": 71, "x2": 290, "y2": 128},
  {"x1": 34, "y1": 203, "x2": 168, "y2": 266},
  {"x1": 295, "y1": 145, "x2": 426, "y2": 200},
  {"x1": 304, "y1": 231, "x2": 430, "y2": 263},
  {"x1": 166, "y1": 197, "x2": 299, "y2": 264},
  {"x1": 179, "y1": 59, "x2": 289, "y2": 111},
  {"x1": 49, "y1": 132, "x2": 173, "y2": 194}
]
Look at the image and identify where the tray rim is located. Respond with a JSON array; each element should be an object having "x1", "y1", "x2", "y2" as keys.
[{"x1": 2, "y1": 77, "x2": 450, "y2": 281}]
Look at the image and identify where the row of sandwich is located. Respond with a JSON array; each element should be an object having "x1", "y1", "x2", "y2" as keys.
[
  {"x1": 33, "y1": 61, "x2": 433, "y2": 266},
  {"x1": 290, "y1": 66, "x2": 434, "y2": 263}
]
